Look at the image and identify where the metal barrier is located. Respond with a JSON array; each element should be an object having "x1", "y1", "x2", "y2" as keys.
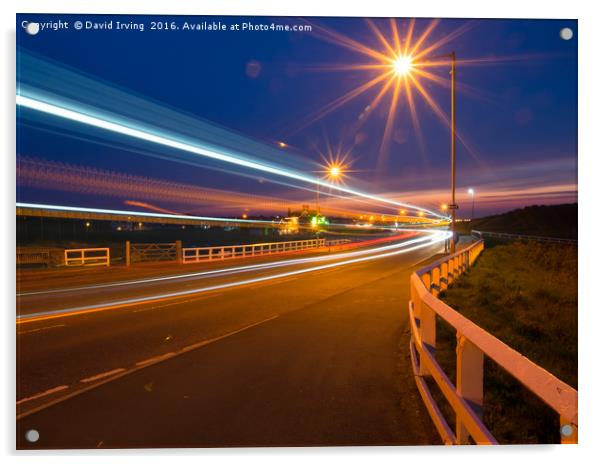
[
  {"x1": 131, "y1": 242, "x2": 178, "y2": 263},
  {"x1": 183, "y1": 238, "x2": 325, "y2": 263},
  {"x1": 16, "y1": 248, "x2": 52, "y2": 267},
  {"x1": 472, "y1": 230, "x2": 577, "y2": 245},
  {"x1": 408, "y1": 240, "x2": 577, "y2": 444},
  {"x1": 325, "y1": 239, "x2": 352, "y2": 247},
  {"x1": 64, "y1": 248, "x2": 110, "y2": 267}
]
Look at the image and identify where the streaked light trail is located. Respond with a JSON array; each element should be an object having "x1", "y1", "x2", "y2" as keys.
[
  {"x1": 17, "y1": 230, "x2": 450, "y2": 323},
  {"x1": 16, "y1": 202, "x2": 275, "y2": 225},
  {"x1": 16, "y1": 94, "x2": 447, "y2": 220},
  {"x1": 18, "y1": 231, "x2": 422, "y2": 296}
]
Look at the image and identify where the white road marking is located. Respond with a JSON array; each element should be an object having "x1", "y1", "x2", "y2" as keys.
[
  {"x1": 17, "y1": 385, "x2": 69, "y2": 405},
  {"x1": 17, "y1": 314, "x2": 281, "y2": 418},
  {"x1": 80, "y1": 368, "x2": 126, "y2": 383},
  {"x1": 18, "y1": 324, "x2": 66, "y2": 335},
  {"x1": 135, "y1": 352, "x2": 176, "y2": 367},
  {"x1": 131, "y1": 297, "x2": 205, "y2": 313}
]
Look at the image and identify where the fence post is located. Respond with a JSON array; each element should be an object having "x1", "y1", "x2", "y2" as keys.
[
  {"x1": 125, "y1": 241, "x2": 131, "y2": 267},
  {"x1": 440, "y1": 262, "x2": 448, "y2": 291},
  {"x1": 417, "y1": 273, "x2": 436, "y2": 376},
  {"x1": 456, "y1": 333, "x2": 484, "y2": 444},
  {"x1": 431, "y1": 266, "x2": 441, "y2": 296},
  {"x1": 448, "y1": 258, "x2": 455, "y2": 284},
  {"x1": 175, "y1": 240, "x2": 182, "y2": 263}
]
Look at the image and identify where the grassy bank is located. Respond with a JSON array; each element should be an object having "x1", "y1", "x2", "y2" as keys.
[
  {"x1": 455, "y1": 204, "x2": 577, "y2": 239},
  {"x1": 436, "y1": 241, "x2": 577, "y2": 444}
]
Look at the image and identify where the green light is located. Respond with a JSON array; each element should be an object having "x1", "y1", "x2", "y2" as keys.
[{"x1": 310, "y1": 215, "x2": 328, "y2": 227}]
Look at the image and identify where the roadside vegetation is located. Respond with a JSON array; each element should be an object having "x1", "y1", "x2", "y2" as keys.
[
  {"x1": 436, "y1": 241, "x2": 577, "y2": 444},
  {"x1": 455, "y1": 203, "x2": 577, "y2": 239}
]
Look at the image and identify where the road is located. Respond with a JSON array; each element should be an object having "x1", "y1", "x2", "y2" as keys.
[{"x1": 16, "y1": 232, "x2": 446, "y2": 448}]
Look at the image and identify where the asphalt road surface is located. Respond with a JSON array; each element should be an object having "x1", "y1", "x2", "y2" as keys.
[{"x1": 16, "y1": 233, "x2": 444, "y2": 448}]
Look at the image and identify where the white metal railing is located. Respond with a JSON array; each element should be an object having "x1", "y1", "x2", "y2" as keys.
[
  {"x1": 325, "y1": 239, "x2": 352, "y2": 247},
  {"x1": 408, "y1": 240, "x2": 577, "y2": 445},
  {"x1": 64, "y1": 248, "x2": 110, "y2": 267},
  {"x1": 182, "y1": 238, "x2": 326, "y2": 263},
  {"x1": 472, "y1": 230, "x2": 577, "y2": 245}
]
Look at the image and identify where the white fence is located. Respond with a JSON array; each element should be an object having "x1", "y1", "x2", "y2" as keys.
[
  {"x1": 64, "y1": 248, "x2": 110, "y2": 267},
  {"x1": 325, "y1": 239, "x2": 352, "y2": 247},
  {"x1": 408, "y1": 240, "x2": 577, "y2": 444},
  {"x1": 472, "y1": 230, "x2": 577, "y2": 245},
  {"x1": 182, "y1": 238, "x2": 325, "y2": 263}
]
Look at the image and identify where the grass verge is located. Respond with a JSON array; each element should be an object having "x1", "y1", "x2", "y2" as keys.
[{"x1": 435, "y1": 241, "x2": 577, "y2": 444}]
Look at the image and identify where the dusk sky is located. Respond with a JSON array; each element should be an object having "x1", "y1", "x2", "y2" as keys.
[{"x1": 16, "y1": 14, "x2": 577, "y2": 217}]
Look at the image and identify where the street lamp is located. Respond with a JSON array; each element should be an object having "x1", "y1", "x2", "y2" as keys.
[
  {"x1": 328, "y1": 165, "x2": 341, "y2": 178},
  {"x1": 316, "y1": 161, "x2": 345, "y2": 214},
  {"x1": 393, "y1": 56, "x2": 413, "y2": 76},
  {"x1": 448, "y1": 52, "x2": 458, "y2": 253},
  {"x1": 388, "y1": 50, "x2": 458, "y2": 251},
  {"x1": 468, "y1": 188, "x2": 475, "y2": 222}
]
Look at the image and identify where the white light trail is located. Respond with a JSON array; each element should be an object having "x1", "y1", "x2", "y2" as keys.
[
  {"x1": 17, "y1": 230, "x2": 438, "y2": 296},
  {"x1": 16, "y1": 94, "x2": 447, "y2": 220},
  {"x1": 16, "y1": 202, "x2": 274, "y2": 225},
  {"x1": 17, "y1": 230, "x2": 450, "y2": 322}
]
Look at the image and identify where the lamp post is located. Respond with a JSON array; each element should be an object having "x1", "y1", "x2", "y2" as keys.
[
  {"x1": 392, "y1": 51, "x2": 458, "y2": 253},
  {"x1": 449, "y1": 51, "x2": 458, "y2": 253}
]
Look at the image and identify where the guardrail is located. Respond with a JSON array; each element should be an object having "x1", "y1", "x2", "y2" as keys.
[
  {"x1": 408, "y1": 240, "x2": 577, "y2": 444},
  {"x1": 324, "y1": 239, "x2": 352, "y2": 247},
  {"x1": 130, "y1": 242, "x2": 179, "y2": 263},
  {"x1": 17, "y1": 247, "x2": 52, "y2": 267},
  {"x1": 64, "y1": 248, "x2": 110, "y2": 267},
  {"x1": 182, "y1": 238, "x2": 326, "y2": 263},
  {"x1": 472, "y1": 230, "x2": 577, "y2": 245}
]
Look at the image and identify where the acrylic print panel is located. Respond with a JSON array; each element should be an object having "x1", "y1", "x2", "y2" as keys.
[{"x1": 16, "y1": 14, "x2": 577, "y2": 448}]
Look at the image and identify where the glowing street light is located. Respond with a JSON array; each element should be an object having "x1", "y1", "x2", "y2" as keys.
[
  {"x1": 316, "y1": 160, "x2": 347, "y2": 214},
  {"x1": 300, "y1": 21, "x2": 482, "y2": 242},
  {"x1": 468, "y1": 188, "x2": 476, "y2": 221},
  {"x1": 393, "y1": 55, "x2": 413, "y2": 76},
  {"x1": 328, "y1": 165, "x2": 342, "y2": 178}
]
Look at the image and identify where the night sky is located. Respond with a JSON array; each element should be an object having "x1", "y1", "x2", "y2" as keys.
[{"x1": 16, "y1": 14, "x2": 577, "y2": 217}]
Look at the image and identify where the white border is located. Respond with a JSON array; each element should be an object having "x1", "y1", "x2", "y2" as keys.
[{"x1": 2, "y1": 1, "x2": 601, "y2": 463}]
